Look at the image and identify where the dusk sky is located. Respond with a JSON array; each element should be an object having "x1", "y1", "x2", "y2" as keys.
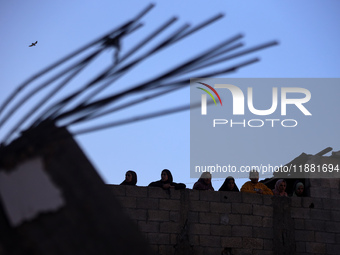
[{"x1": 1, "y1": 0, "x2": 340, "y2": 189}]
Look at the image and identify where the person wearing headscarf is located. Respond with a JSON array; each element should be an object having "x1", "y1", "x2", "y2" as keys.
[
  {"x1": 240, "y1": 170, "x2": 273, "y2": 195},
  {"x1": 219, "y1": 176, "x2": 239, "y2": 192},
  {"x1": 292, "y1": 181, "x2": 305, "y2": 197},
  {"x1": 193, "y1": 172, "x2": 214, "y2": 191},
  {"x1": 272, "y1": 179, "x2": 288, "y2": 197},
  {"x1": 148, "y1": 169, "x2": 186, "y2": 190},
  {"x1": 120, "y1": 170, "x2": 137, "y2": 186}
]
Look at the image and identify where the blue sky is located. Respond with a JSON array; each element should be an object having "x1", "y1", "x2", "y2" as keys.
[{"x1": 1, "y1": 0, "x2": 340, "y2": 189}]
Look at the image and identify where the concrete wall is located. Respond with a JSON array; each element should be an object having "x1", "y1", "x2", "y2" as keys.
[{"x1": 107, "y1": 181, "x2": 340, "y2": 255}]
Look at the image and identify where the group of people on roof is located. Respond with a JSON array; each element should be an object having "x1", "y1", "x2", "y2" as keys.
[{"x1": 119, "y1": 169, "x2": 305, "y2": 197}]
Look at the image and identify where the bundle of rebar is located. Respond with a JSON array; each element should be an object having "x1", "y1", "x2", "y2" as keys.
[{"x1": 0, "y1": 4, "x2": 278, "y2": 146}]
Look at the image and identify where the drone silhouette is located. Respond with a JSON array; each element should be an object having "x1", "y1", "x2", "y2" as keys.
[{"x1": 29, "y1": 41, "x2": 38, "y2": 47}]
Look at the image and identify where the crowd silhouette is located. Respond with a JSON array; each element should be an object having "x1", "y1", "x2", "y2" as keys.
[{"x1": 119, "y1": 169, "x2": 305, "y2": 197}]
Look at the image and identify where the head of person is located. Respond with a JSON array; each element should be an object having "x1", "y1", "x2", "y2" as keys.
[
  {"x1": 161, "y1": 169, "x2": 173, "y2": 183},
  {"x1": 249, "y1": 170, "x2": 259, "y2": 184},
  {"x1": 275, "y1": 179, "x2": 287, "y2": 193},
  {"x1": 125, "y1": 170, "x2": 137, "y2": 185},
  {"x1": 295, "y1": 182, "x2": 304, "y2": 196},
  {"x1": 226, "y1": 176, "x2": 235, "y2": 191},
  {"x1": 200, "y1": 172, "x2": 212, "y2": 185}
]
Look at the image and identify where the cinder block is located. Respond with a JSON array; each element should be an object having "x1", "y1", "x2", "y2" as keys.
[
  {"x1": 290, "y1": 197, "x2": 302, "y2": 208},
  {"x1": 125, "y1": 208, "x2": 147, "y2": 220},
  {"x1": 199, "y1": 212, "x2": 220, "y2": 224},
  {"x1": 329, "y1": 178, "x2": 339, "y2": 189},
  {"x1": 199, "y1": 235, "x2": 221, "y2": 247},
  {"x1": 190, "y1": 200, "x2": 210, "y2": 212},
  {"x1": 232, "y1": 203, "x2": 252, "y2": 214},
  {"x1": 322, "y1": 198, "x2": 332, "y2": 210},
  {"x1": 148, "y1": 187, "x2": 169, "y2": 199},
  {"x1": 331, "y1": 188, "x2": 340, "y2": 200},
  {"x1": 136, "y1": 197, "x2": 159, "y2": 209},
  {"x1": 159, "y1": 199, "x2": 180, "y2": 211},
  {"x1": 301, "y1": 197, "x2": 323, "y2": 209},
  {"x1": 290, "y1": 207, "x2": 311, "y2": 219},
  {"x1": 294, "y1": 218, "x2": 305, "y2": 229},
  {"x1": 117, "y1": 196, "x2": 136, "y2": 208},
  {"x1": 169, "y1": 189, "x2": 182, "y2": 200},
  {"x1": 221, "y1": 237, "x2": 243, "y2": 248},
  {"x1": 106, "y1": 184, "x2": 125, "y2": 196},
  {"x1": 189, "y1": 223, "x2": 210, "y2": 235},
  {"x1": 320, "y1": 179, "x2": 331, "y2": 186},
  {"x1": 188, "y1": 211, "x2": 199, "y2": 223},
  {"x1": 138, "y1": 221, "x2": 160, "y2": 233},
  {"x1": 148, "y1": 233, "x2": 170, "y2": 244},
  {"x1": 227, "y1": 214, "x2": 241, "y2": 225},
  {"x1": 160, "y1": 222, "x2": 179, "y2": 233},
  {"x1": 253, "y1": 227, "x2": 273, "y2": 239},
  {"x1": 252, "y1": 250, "x2": 274, "y2": 255},
  {"x1": 331, "y1": 199, "x2": 340, "y2": 211},
  {"x1": 169, "y1": 211, "x2": 180, "y2": 222},
  {"x1": 210, "y1": 202, "x2": 231, "y2": 213},
  {"x1": 295, "y1": 241, "x2": 305, "y2": 252},
  {"x1": 203, "y1": 247, "x2": 224, "y2": 255},
  {"x1": 199, "y1": 190, "x2": 221, "y2": 202},
  {"x1": 263, "y1": 239, "x2": 273, "y2": 251},
  {"x1": 309, "y1": 178, "x2": 321, "y2": 186},
  {"x1": 149, "y1": 244, "x2": 158, "y2": 254},
  {"x1": 231, "y1": 226, "x2": 252, "y2": 237},
  {"x1": 305, "y1": 242, "x2": 326, "y2": 253},
  {"x1": 220, "y1": 213, "x2": 230, "y2": 225},
  {"x1": 326, "y1": 244, "x2": 340, "y2": 255},
  {"x1": 295, "y1": 230, "x2": 315, "y2": 242},
  {"x1": 241, "y1": 215, "x2": 262, "y2": 227},
  {"x1": 188, "y1": 189, "x2": 199, "y2": 200},
  {"x1": 300, "y1": 197, "x2": 314, "y2": 208},
  {"x1": 158, "y1": 245, "x2": 175, "y2": 255},
  {"x1": 304, "y1": 219, "x2": 325, "y2": 231},
  {"x1": 260, "y1": 217, "x2": 272, "y2": 228},
  {"x1": 310, "y1": 209, "x2": 331, "y2": 221},
  {"x1": 170, "y1": 234, "x2": 177, "y2": 245},
  {"x1": 242, "y1": 192, "x2": 263, "y2": 204},
  {"x1": 221, "y1": 191, "x2": 242, "y2": 203},
  {"x1": 148, "y1": 210, "x2": 169, "y2": 222},
  {"x1": 253, "y1": 204, "x2": 273, "y2": 217},
  {"x1": 325, "y1": 221, "x2": 340, "y2": 233},
  {"x1": 192, "y1": 246, "x2": 204, "y2": 255},
  {"x1": 210, "y1": 225, "x2": 231, "y2": 236},
  {"x1": 126, "y1": 185, "x2": 148, "y2": 197},
  {"x1": 310, "y1": 187, "x2": 331, "y2": 198},
  {"x1": 189, "y1": 235, "x2": 200, "y2": 246},
  {"x1": 231, "y1": 248, "x2": 253, "y2": 255},
  {"x1": 242, "y1": 237, "x2": 263, "y2": 249},
  {"x1": 315, "y1": 232, "x2": 336, "y2": 244},
  {"x1": 263, "y1": 195, "x2": 273, "y2": 206}
]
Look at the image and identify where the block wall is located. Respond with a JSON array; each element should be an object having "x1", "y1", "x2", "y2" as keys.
[{"x1": 107, "y1": 183, "x2": 340, "y2": 255}]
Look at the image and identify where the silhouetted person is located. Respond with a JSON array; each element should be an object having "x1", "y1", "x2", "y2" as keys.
[
  {"x1": 219, "y1": 176, "x2": 239, "y2": 192},
  {"x1": 120, "y1": 170, "x2": 137, "y2": 186},
  {"x1": 148, "y1": 169, "x2": 186, "y2": 190},
  {"x1": 193, "y1": 172, "x2": 214, "y2": 191},
  {"x1": 240, "y1": 170, "x2": 273, "y2": 195},
  {"x1": 272, "y1": 179, "x2": 288, "y2": 197},
  {"x1": 291, "y1": 181, "x2": 305, "y2": 197}
]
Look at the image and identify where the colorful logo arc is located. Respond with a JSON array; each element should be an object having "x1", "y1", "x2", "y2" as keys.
[{"x1": 196, "y1": 82, "x2": 222, "y2": 106}]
